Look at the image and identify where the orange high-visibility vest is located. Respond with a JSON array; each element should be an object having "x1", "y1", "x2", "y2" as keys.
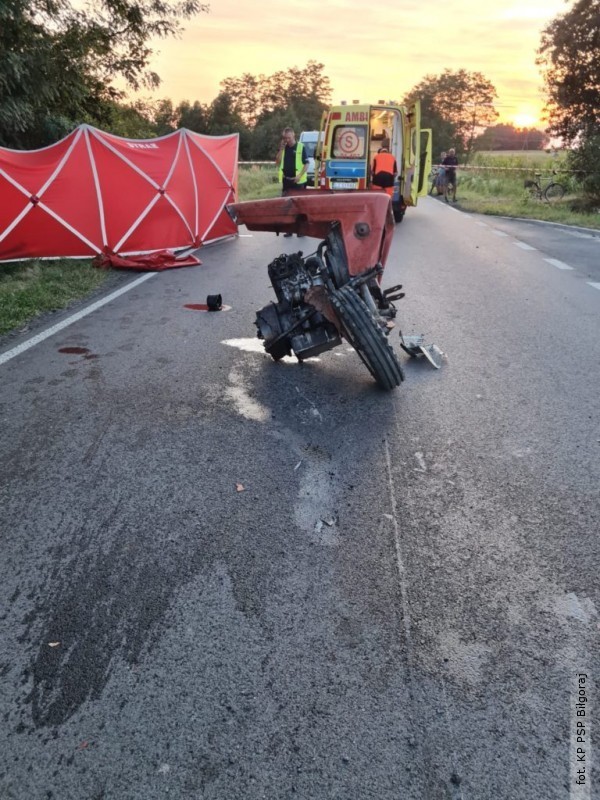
[
  {"x1": 372, "y1": 151, "x2": 396, "y2": 196},
  {"x1": 372, "y1": 151, "x2": 396, "y2": 178}
]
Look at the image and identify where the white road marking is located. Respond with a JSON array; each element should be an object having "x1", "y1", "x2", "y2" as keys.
[
  {"x1": 514, "y1": 241, "x2": 537, "y2": 251},
  {"x1": 565, "y1": 230, "x2": 599, "y2": 241},
  {"x1": 238, "y1": 234, "x2": 253, "y2": 237},
  {"x1": 492, "y1": 230, "x2": 509, "y2": 237},
  {"x1": 383, "y1": 437, "x2": 412, "y2": 643},
  {"x1": 475, "y1": 221, "x2": 488, "y2": 227},
  {"x1": 587, "y1": 282, "x2": 600, "y2": 291},
  {"x1": 0, "y1": 273, "x2": 156, "y2": 367},
  {"x1": 544, "y1": 258, "x2": 574, "y2": 271}
]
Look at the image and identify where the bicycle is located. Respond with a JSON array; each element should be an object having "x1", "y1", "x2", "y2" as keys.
[
  {"x1": 429, "y1": 166, "x2": 445, "y2": 196},
  {"x1": 524, "y1": 172, "x2": 565, "y2": 202}
]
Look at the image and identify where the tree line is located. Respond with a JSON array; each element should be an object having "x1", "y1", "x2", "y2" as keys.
[{"x1": 1, "y1": 0, "x2": 598, "y2": 198}]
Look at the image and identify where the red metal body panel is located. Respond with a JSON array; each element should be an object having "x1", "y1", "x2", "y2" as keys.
[{"x1": 228, "y1": 192, "x2": 394, "y2": 277}]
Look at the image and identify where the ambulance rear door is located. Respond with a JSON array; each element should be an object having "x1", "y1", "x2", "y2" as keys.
[
  {"x1": 315, "y1": 110, "x2": 328, "y2": 188},
  {"x1": 417, "y1": 128, "x2": 432, "y2": 197},
  {"x1": 323, "y1": 105, "x2": 370, "y2": 191},
  {"x1": 404, "y1": 100, "x2": 421, "y2": 206}
]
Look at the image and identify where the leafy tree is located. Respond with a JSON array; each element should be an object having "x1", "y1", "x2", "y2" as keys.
[
  {"x1": 152, "y1": 99, "x2": 179, "y2": 136},
  {"x1": 219, "y1": 73, "x2": 263, "y2": 128},
  {"x1": 537, "y1": 0, "x2": 600, "y2": 143},
  {"x1": 404, "y1": 69, "x2": 498, "y2": 161},
  {"x1": 220, "y1": 61, "x2": 331, "y2": 131},
  {"x1": 176, "y1": 100, "x2": 209, "y2": 134},
  {"x1": 202, "y1": 92, "x2": 252, "y2": 158},
  {"x1": 0, "y1": 0, "x2": 208, "y2": 148},
  {"x1": 475, "y1": 124, "x2": 549, "y2": 151},
  {"x1": 567, "y1": 134, "x2": 600, "y2": 203},
  {"x1": 251, "y1": 108, "x2": 303, "y2": 160},
  {"x1": 95, "y1": 101, "x2": 158, "y2": 139}
]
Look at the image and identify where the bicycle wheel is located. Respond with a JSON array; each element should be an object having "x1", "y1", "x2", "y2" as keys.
[
  {"x1": 544, "y1": 182, "x2": 565, "y2": 201},
  {"x1": 330, "y1": 285, "x2": 404, "y2": 390}
]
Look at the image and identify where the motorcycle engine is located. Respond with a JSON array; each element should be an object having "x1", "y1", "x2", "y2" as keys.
[{"x1": 255, "y1": 251, "x2": 341, "y2": 360}]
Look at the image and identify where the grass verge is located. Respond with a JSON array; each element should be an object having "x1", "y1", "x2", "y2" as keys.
[
  {"x1": 0, "y1": 258, "x2": 110, "y2": 337},
  {"x1": 453, "y1": 152, "x2": 600, "y2": 230}
]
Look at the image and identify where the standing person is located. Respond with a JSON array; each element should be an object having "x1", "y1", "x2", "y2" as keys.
[
  {"x1": 371, "y1": 147, "x2": 397, "y2": 197},
  {"x1": 442, "y1": 148, "x2": 459, "y2": 199},
  {"x1": 275, "y1": 127, "x2": 309, "y2": 236}
]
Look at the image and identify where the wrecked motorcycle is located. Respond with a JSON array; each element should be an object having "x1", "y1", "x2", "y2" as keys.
[{"x1": 227, "y1": 193, "x2": 433, "y2": 391}]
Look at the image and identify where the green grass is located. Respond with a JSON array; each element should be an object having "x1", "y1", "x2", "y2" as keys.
[
  {"x1": 0, "y1": 258, "x2": 109, "y2": 336},
  {"x1": 238, "y1": 164, "x2": 280, "y2": 200},
  {"x1": 454, "y1": 152, "x2": 600, "y2": 230},
  {"x1": 2, "y1": 156, "x2": 598, "y2": 339}
]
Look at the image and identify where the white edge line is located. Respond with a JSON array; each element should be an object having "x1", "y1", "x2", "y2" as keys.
[
  {"x1": 544, "y1": 258, "x2": 574, "y2": 271},
  {"x1": 0, "y1": 273, "x2": 156, "y2": 367},
  {"x1": 587, "y1": 282, "x2": 600, "y2": 291}
]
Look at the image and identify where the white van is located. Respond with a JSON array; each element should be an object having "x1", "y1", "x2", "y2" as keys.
[{"x1": 299, "y1": 130, "x2": 322, "y2": 185}]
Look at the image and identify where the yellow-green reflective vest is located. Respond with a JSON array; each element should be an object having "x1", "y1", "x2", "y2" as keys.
[{"x1": 278, "y1": 142, "x2": 307, "y2": 184}]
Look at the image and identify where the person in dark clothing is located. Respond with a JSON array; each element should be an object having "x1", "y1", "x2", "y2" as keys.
[
  {"x1": 275, "y1": 127, "x2": 309, "y2": 236},
  {"x1": 442, "y1": 148, "x2": 459, "y2": 198}
]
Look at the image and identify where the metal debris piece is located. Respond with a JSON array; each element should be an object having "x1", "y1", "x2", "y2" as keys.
[{"x1": 399, "y1": 333, "x2": 444, "y2": 369}]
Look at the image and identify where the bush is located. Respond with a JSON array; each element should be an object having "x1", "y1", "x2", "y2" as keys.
[{"x1": 568, "y1": 134, "x2": 600, "y2": 204}]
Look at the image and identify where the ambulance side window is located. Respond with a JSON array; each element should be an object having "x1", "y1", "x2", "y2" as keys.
[{"x1": 332, "y1": 125, "x2": 367, "y2": 159}]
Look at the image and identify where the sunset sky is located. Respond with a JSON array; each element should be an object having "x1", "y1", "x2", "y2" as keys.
[{"x1": 140, "y1": 0, "x2": 568, "y2": 128}]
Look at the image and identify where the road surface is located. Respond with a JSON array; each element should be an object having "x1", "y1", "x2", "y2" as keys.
[{"x1": 1, "y1": 198, "x2": 598, "y2": 799}]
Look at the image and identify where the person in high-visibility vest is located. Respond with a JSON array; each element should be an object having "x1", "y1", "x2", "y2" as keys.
[
  {"x1": 275, "y1": 127, "x2": 309, "y2": 235},
  {"x1": 371, "y1": 147, "x2": 398, "y2": 198},
  {"x1": 276, "y1": 128, "x2": 309, "y2": 194}
]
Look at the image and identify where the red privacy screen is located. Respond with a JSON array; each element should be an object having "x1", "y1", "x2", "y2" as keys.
[{"x1": 0, "y1": 125, "x2": 238, "y2": 262}]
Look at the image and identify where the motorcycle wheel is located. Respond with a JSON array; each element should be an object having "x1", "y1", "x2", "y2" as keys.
[{"x1": 330, "y1": 285, "x2": 404, "y2": 390}]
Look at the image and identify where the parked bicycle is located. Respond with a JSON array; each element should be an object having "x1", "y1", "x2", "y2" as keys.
[{"x1": 524, "y1": 172, "x2": 565, "y2": 202}]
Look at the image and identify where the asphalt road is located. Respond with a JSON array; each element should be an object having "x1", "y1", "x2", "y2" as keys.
[{"x1": 1, "y1": 199, "x2": 598, "y2": 800}]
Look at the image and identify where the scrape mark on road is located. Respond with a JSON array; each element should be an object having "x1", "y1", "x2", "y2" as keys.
[{"x1": 225, "y1": 366, "x2": 271, "y2": 422}]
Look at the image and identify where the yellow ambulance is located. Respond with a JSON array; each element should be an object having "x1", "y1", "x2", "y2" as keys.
[{"x1": 316, "y1": 100, "x2": 432, "y2": 222}]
